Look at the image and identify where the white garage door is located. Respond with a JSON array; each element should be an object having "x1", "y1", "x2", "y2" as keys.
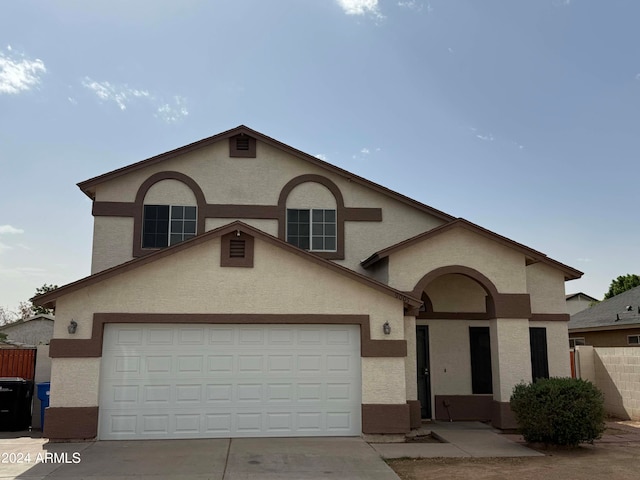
[{"x1": 99, "y1": 324, "x2": 361, "y2": 440}]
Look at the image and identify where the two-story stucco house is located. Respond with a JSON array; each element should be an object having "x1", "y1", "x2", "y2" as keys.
[{"x1": 34, "y1": 125, "x2": 581, "y2": 441}]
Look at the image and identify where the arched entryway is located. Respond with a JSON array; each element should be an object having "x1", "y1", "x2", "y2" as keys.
[{"x1": 412, "y1": 266, "x2": 500, "y2": 422}]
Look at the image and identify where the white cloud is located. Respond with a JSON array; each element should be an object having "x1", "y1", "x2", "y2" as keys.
[
  {"x1": 336, "y1": 0, "x2": 383, "y2": 18},
  {"x1": 0, "y1": 225, "x2": 24, "y2": 235},
  {"x1": 360, "y1": 148, "x2": 370, "y2": 154},
  {"x1": 0, "y1": 47, "x2": 46, "y2": 95},
  {"x1": 635, "y1": 73, "x2": 640, "y2": 81},
  {"x1": 82, "y1": 77, "x2": 188, "y2": 123},
  {"x1": 155, "y1": 96, "x2": 188, "y2": 124},
  {"x1": 315, "y1": 154, "x2": 328, "y2": 161},
  {"x1": 476, "y1": 134, "x2": 494, "y2": 142},
  {"x1": 67, "y1": 96, "x2": 78, "y2": 105},
  {"x1": 398, "y1": 1, "x2": 431, "y2": 12},
  {"x1": 0, "y1": 242, "x2": 11, "y2": 252},
  {"x1": 82, "y1": 77, "x2": 149, "y2": 110},
  {"x1": 552, "y1": 0, "x2": 571, "y2": 6}
]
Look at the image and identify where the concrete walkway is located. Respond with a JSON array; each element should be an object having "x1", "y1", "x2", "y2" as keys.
[{"x1": 371, "y1": 421, "x2": 543, "y2": 459}]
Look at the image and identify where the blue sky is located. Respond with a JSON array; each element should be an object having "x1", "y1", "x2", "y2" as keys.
[{"x1": 1, "y1": 0, "x2": 639, "y2": 313}]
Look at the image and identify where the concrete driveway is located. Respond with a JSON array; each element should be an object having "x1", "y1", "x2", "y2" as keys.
[{"x1": 0, "y1": 435, "x2": 400, "y2": 480}]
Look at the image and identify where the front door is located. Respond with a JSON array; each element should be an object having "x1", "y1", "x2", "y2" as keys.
[{"x1": 416, "y1": 325, "x2": 432, "y2": 419}]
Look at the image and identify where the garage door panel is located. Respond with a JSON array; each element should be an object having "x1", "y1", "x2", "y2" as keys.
[{"x1": 99, "y1": 324, "x2": 361, "y2": 439}]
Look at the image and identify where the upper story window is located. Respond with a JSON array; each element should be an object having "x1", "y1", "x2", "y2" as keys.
[
  {"x1": 143, "y1": 205, "x2": 197, "y2": 248},
  {"x1": 286, "y1": 208, "x2": 336, "y2": 252}
]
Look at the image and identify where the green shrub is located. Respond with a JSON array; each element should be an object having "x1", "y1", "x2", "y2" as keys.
[{"x1": 510, "y1": 377, "x2": 605, "y2": 446}]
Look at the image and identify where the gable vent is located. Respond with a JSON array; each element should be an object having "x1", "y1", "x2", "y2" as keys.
[
  {"x1": 236, "y1": 137, "x2": 250, "y2": 151},
  {"x1": 229, "y1": 239, "x2": 246, "y2": 258}
]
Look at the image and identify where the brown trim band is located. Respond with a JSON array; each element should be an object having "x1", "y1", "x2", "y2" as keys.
[
  {"x1": 44, "y1": 407, "x2": 98, "y2": 440},
  {"x1": 434, "y1": 395, "x2": 492, "y2": 422},
  {"x1": 491, "y1": 401, "x2": 518, "y2": 430},
  {"x1": 530, "y1": 313, "x2": 570, "y2": 322},
  {"x1": 417, "y1": 312, "x2": 491, "y2": 320},
  {"x1": 92, "y1": 202, "x2": 137, "y2": 217},
  {"x1": 362, "y1": 404, "x2": 410, "y2": 434},
  {"x1": 407, "y1": 400, "x2": 421, "y2": 429},
  {"x1": 344, "y1": 207, "x2": 382, "y2": 222},
  {"x1": 49, "y1": 313, "x2": 407, "y2": 359}
]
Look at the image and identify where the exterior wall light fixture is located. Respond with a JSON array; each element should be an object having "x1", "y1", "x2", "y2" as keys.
[
  {"x1": 383, "y1": 321, "x2": 391, "y2": 335},
  {"x1": 68, "y1": 320, "x2": 78, "y2": 334}
]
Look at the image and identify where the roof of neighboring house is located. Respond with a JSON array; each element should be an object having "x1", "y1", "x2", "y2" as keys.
[
  {"x1": 77, "y1": 125, "x2": 455, "y2": 223},
  {"x1": 566, "y1": 292, "x2": 599, "y2": 302},
  {"x1": 360, "y1": 218, "x2": 583, "y2": 281},
  {"x1": 568, "y1": 285, "x2": 640, "y2": 332},
  {"x1": 32, "y1": 221, "x2": 422, "y2": 310},
  {"x1": 0, "y1": 314, "x2": 55, "y2": 331}
]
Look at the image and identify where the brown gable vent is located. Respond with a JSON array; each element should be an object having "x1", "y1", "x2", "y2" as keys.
[
  {"x1": 229, "y1": 239, "x2": 246, "y2": 258},
  {"x1": 221, "y1": 231, "x2": 254, "y2": 267},
  {"x1": 229, "y1": 134, "x2": 256, "y2": 158}
]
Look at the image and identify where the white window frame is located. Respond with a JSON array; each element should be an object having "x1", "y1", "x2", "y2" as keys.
[
  {"x1": 286, "y1": 208, "x2": 337, "y2": 252},
  {"x1": 569, "y1": 337, "x2": 586, "y2": 348},
  {"x1": 142, "y1": 204, "x2": 197, "y2": 249},
  {"x1": 628, "y1": 335, "x2": 640, "y2": 345}
]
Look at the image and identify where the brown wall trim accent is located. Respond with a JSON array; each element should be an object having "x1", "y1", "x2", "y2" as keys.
[
  {"x1": 417, "y1": 312, "x2": 491, "y2": 320},
  {"x1": 44, "y1": 406, "x2": 98, "y2": 440},
  {"x1": 407, "y1": 400, "x2": 422, "y2": 430},
  {"x1": 491, "y1": 401, "x2": 518, "y2": 430},
  {"x1": 220, "y1": 231, "x2": 254, "y2": 268},
  {"x1": 530, "y1": 313, "x2": 570, "y2": 322},
  {"x1": 92, "y1": 202, "x2": 137, "y2": 217},
  {"x1": 49, "y1": 313, "x2": 408, "y2": 359},
  {"x1": 492, "y1": 293, "x2": 531, "y2": 319},
  {"x1": 362, "y1": 404, "x2": 410, "y2": 434},
  {"x1": 229, "y1": 134, "x2": 256, "y2": 158},
  {"x1": 344, "y1": 207, "x2": 382, "y2": 222},
  {"x1": 434, "y1": 395, "x2": 493, "y2": 422},
  {"x1": 132, "y1": 171, "x2": 208, "y2": 258}
]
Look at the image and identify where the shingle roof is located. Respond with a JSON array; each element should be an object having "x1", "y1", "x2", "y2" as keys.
[
  {"x1": 568, "y1": 285, "x2": 640, "y2": 331},
  {"x1": 565, "y1": 292, "x2": 599, "y2": 302}
]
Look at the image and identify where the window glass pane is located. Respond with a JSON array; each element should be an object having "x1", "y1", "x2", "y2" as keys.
[
  {"x1": 325, "y1": 237, "x2": 336, "y2": 250},
  {"x1": 184, "y1": 221, "x2": 196, "y2": 235},
  {"x1": 183, "y1": 233, "x2": 195, "y2": 241},
  {"x1": 171, "y1": 206, "x2": 184, "y2": 220},
  {"x1": 312, "y1": 237, "x2": 323, "y2": 250},
  {"x1": 299, "y1": 210, "x2": 310, "y2": 222},
  {"x1": 312, "y1": 209, "x2": 323, "y2": 222},
  {"x1": 324, "y1": 210, "x2": 336, "y2": 222},
  {"x1": 287, "y1": 209, "x2": 298, "y2": 222},
  {"x1": 156, "y1": 220, "x2": 168, "y2": 234},
  {"x1": 312, "y1": 224, "x2": 323, "y2": 236},
  {"x1": 299, "y1": 223, "x2": 309, "y2": 236},
  {"x1": 170, "y1": 234, "x2": 183, "y2": 245},
  {"x1": 299, "y1": 237, "x2": 310, "y2": 250},
  {"x1": 288, "y1": 223, "x2": 299, "y2": 235},
  {"x1": 325, "y1": 223, "x2": 336, "y2": 236},
  {"x1": 629, "y1": 336, "x2": 639, "y2": 344},
  {"x1": 171, "y1": 220, "x2": 183, "y2": 234},
  {"x1": 184, "y1": 206, "x2": 197, "y2": 220}
]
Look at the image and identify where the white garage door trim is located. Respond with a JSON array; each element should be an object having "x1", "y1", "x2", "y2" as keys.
[{"x1": 99, "y1": 324, "x2": 362, "y2": 439}]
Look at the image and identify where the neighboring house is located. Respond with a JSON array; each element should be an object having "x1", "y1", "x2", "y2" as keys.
[
  {"x1": 566, "y1": 292, "x2": 599, "y2": 316},
  {"x1": 568, "y1": 285, "x2": 640, "y2": 347},
  {"x1": 0, "y1": 314, "x2": 54, "y2": 345},
  {"x1": 34, "y1": 125, "x2": 581, "y2": 441}
]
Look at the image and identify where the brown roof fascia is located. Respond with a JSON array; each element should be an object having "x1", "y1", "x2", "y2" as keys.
[
  {"x1": 361, "y1": 218, "x2": 583, "y2": 281},
  {"x1": 76, "y1": 125, "x2": 455, "y2": 222},
  {"x1": 32, "y1": 221, "x2": 421, "y2": 310}
]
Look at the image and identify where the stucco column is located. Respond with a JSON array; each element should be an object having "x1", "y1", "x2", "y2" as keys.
[
  {"x1": 489, "y1": 317, "x2": 531, "y2": 429},
  {"x1": 403, "y1": 315, "x2": 421, "y2": 429}
]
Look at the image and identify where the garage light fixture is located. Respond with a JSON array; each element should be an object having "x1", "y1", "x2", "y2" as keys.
[
  {"x1": 68, "y1": 320, "x2": 78, "y2": 334},
  {"x1": 383, "y1": 321, "x2": 391, "y2": 335}
]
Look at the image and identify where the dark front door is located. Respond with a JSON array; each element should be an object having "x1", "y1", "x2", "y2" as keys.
[
  {"x1": 469, "y1": 327, "x2": 493, "y2": 394},
  {"x1": 530, "y1": 327, "x2": 549, "y2": 381},
  {"x1": 416, "y1": 325, "x2": 432, "y2": 419}
]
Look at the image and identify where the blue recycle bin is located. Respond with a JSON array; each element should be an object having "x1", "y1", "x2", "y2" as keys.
[{"x1": 36, "y1": 382, "x2": 50, "y2": 431}]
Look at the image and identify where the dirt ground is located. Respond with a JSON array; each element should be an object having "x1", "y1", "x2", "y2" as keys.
[{"x1": 388, "y1": 422, "x2": 640, "y2": 480}]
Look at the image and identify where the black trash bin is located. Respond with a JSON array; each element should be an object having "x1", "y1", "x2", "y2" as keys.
[{"x1": 0, "y1": 377, "x2": 34, "y2": 431}]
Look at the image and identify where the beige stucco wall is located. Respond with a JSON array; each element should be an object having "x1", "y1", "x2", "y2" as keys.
[
  {"x1": 91, "y1": 217, "x2": 134, "y2": 274},
  {"x1": 144, "y1": 179, "x2": 197, "y2": 204},
  {"x1": 424, "y1": 274, "x2": 487, "y2": 312},
  {"x1": 526, "y1": 263, "x2": 567, "y2": 314},
  {"x1": 31, "y1": 345, "x2": 51, "y2": 429},
  {"x1": 388, "y1": 227, "x2": 527, "y2": 294},
  {"x1": 49, "y1": 358, "x2": 101, "y2": 408},
  {"x1": 419, "y1": 319, "x2": 490, "y2": 396},
  {"x1": 566, "y1": 296, "x2": 594, "y2": 316},
  {"x1": 490, "y1": 318, "x2": 532, "y2": 402},
  {"x1": 591, "y1": 347, "x2": 640, "y2": 420},
  {"x1": 90, "y1": 138, "x2": 446, "y2": 273},
  {"x1": 52, "y1": 234, "x2": 406, "y2": 406},
  {"x1": 404, "y1": 316, "x2": 417, "y2": 401},
  {"x1": 205, "y1": 218, "x2": 278, "y2": 236}
]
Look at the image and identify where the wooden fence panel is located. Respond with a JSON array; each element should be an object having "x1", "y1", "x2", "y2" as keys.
[{"x1": 0, "y1": 349, "x2": 36, "y2": 380}]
